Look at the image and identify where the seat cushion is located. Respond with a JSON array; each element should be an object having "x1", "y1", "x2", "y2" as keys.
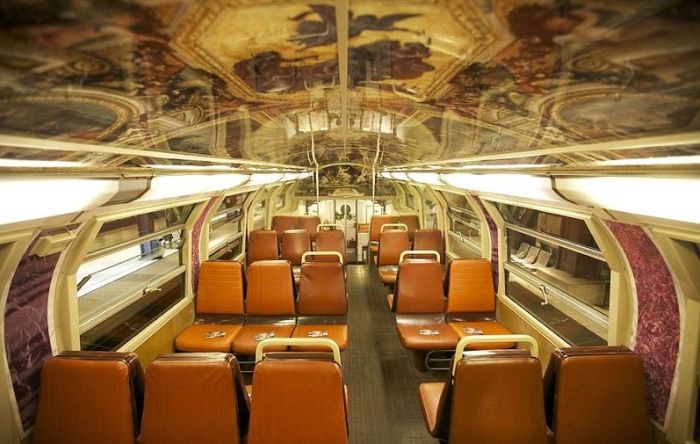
[
  {"x1": 378, "y1": 267, "x2": 398, "y2": 285},
  {"x1": 396, "y1": 323, "x2": 460, "y2": 351},
  {"x1": 291, "y1": 325, "x2": 348, "y2": 351},
  {"x1": 175, "y1": 324, "x2": 242, "y2": 352},
  {"x1": 449, "y1": 321, "x2": 514, "y2": 349},
  {"x1": 232, "y1": 324, "x2": 295, "y2": 355},
  {"x1": 418, "y1": 382, "x2": 445, "y2": 434}
]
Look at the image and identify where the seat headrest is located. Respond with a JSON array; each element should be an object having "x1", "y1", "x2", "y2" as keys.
[
  {"x1": 413, "y1": 230, "x2": 445, "y2": 259},
  {"x1": 446, "y1": 259, "x2": 495, "y2": 313},
  {"x1": 314, "y1": 230, "x2": 347, "y2": 262},
  {"x1": 140, "y1": 353, "x2": 249, "y2": 444},
  {"x1": 395, "y1": 259, "x2": 445, "y2": 314},
  {"x1": 369, "y1": 214, "x2": 398, "y2": 241},
  {"x1": 197, "y1": 260, "x2": 244, "y2": 315},
  {"x1": 246, "y1": 260, "x2": 295, "y2": 316},
  {"x1": 298, "y1": 262, "x2": 347, "y2": 316},
  {"x1": 377, "y1": 230, "x2": 411, "y2": 266},
  {"x1": 281, "y1": 229, "x2": 311, "y2": 265},
  {"x1": 33, "y1": 351, "x2": 144, "y2": 444},
  {"x1": 247, "y1": 230, "x2": 279, "y2": 265}
]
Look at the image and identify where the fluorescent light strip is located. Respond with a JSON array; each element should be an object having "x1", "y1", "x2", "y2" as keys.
[
  {"x1": 441, "y1": 173, "x2": 564, "y2": 202},
  {"x1": 0, "y1": 178, "x2": 119, "y2": 226},
  {"x1": 556, "y1": 176, "x2": 700, "y2": 224},
  {"x1": 139, "y1": 173, "x2": 250, "y2": 201},
  {"x1": 0, "y1": 159, "x2": 86, "y2": 168},
  {"x1": 594, "y1": 155, "x2": 700, "y2": 167},
  {"x1": 406, "y1": 172, "x2": 442, "y2": 186}
]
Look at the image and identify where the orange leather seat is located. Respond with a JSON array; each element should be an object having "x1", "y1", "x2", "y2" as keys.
[
  {"x1": 315, "y1": 229, "x2": 347, "y2": 264},
  {"x1": 296, "y1": 215, "x2": 321, "y2": 241},
  {"x1": 368, "y1": 214, "x2": 397, "y2": 261},
  {"x1": 281, "y1": 229, "x2": 311, "y2": 285},
  {"x1": 413, "y1": 229, "x2": 445, "y2": 263},
  {"x1": 398, "y1": 214, "x2": 420, "y2": 241},
  {"x1": 140, "y1": 353, "x2": 250, "y2": 444},
  {"x1": 446, "y1": 259, "x2": 513, "y2": 349},
  {"x1": 34, "y1": 351, "x2": 144, "y2": 444},
  {"x1": 543, "y1": 346, "x2": 654, "y2": 444},
  {"x1": 247, "y1": 230, "x2": 279, "y2": 265},
  {"x1": 292, "y1": 261, "x2": 348, "y2": 351},
  {"x1": 377, "y1": 230, "x2": 410, "y2": 285},
  {"x1": 418, "y1": 349, "x2": 548, "y2": 444},
  {"x1": 232, "y1": 260, "x2": 296, "y2": 355},
  {"x1": 175, "y1": 261, "x2": 245, "y2": 352},
  {"x1": 248, "y1": 352, "x2": 348, "y2": 444},
  {"x1": 272, "y1": 215, "x2": 296, "y2": 239},
  {"x1": 394, "y1": 259, "x2": 458, "y2": 351}
]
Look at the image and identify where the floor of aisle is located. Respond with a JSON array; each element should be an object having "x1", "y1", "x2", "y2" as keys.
[{"x1": 343, "y1": 264, "x2": 444, "y2": 443}]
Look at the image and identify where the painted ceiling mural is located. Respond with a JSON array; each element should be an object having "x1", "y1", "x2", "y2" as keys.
[{"x1": 0, "y1": 0, "x2": 699, "y2": 194}]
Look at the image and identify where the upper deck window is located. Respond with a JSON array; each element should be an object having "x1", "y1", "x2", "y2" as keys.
[
  {"x1": 77, "y1": 204, "x2": 194, "y2": 350},
  {"x1": 209, "y1": 193, "x2": 247, "y2": 260},
  {"x1": 441, "y1": 191, "x2": 481, "y2": 257},
  {"x1": 496, "y1": 203, "x2": 609, "y2": 345}
]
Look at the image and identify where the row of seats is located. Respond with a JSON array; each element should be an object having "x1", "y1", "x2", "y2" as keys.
[
  {"x1": 392, "y1": 259, "x2": 512, "y2": 367},
  {"x1": 418, "y1": 343, "x2": 653, "y2": 444},
  {"x1": 376, "y1": 228, "x2": 445, "y2": 285},
  {"x1": 248, "y1": 229, "x2": 347, "y2": 273},
  {"x1": 175, "y1": 260, "x2": 348, "y2": 355},
  {"x1": 34, "y1": 348, "x2": 349, "y2": 444},
  {"x1": 272, "y1": 214, "x2": 321, "y2": 241}
]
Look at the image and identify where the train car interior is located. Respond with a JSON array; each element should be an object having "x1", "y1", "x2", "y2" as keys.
[{"x1": 0, "y1": 0, "x2": 699, "y2": 443}]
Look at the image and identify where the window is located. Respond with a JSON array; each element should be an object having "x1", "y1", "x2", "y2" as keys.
[
  {"x1": 252, "y1": 199, "x2": 267, "y2": 230},
  {"x1": 276, "y1": 192, "x2": 285, "y2": 210},
  {"x1": 209, "y1": 193, "x2": 247, "y2": 259},
  {"x1": 77, "y1": 204, "x2": 194, "y2": 350},
  {"x1": 442, "y1": 191, "x2": 481, "y2": 255},
  {"x1": 497, "y1": 203, "x2": 609, "y2": 345},
  {"x1": 425, "y1": 199, "x2": 438, "y2": 230}
]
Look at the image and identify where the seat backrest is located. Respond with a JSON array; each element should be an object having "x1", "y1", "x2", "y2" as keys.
[
  {"x1": 281, "y1": 229, "x2": 311, "y2": 266},
  {"x1": 394, "y1": 259, "x2": 445, "y2": 314},
  {"x1": 315, "y1": 230, "x2": 347, "y2": 263},
  {"x1": 34, "y1": 351, "x2": 144, "y2": 444},
  {"x1": 246, "y1": 260, "x2": 296, "y2": 316},
  {"x1": 248, "y1": 355, "x2": 348, "y2": 444},
  {"x1": 296, "y1": 215, "x2": 321, "y2": 241},
  {"x1": 446, "y1": 259, "x2": 495, "y2": 314},
  {"x1": 140, "y1": 353, "x2": 250, "y2": 444},
  {"x1": 398, "y1": 214, "x2": 420, "y2": 241},
  {"x1": 413, "y1": 229, "x2": 445, "y2": 263},
  {"x1": 369, "y1": 214, "x2": 397, "y2": 243},
  {"x1": 196, "y1": 260, "x2": 244, "y2": 316},
  {"x1": 543, "y1": 346, "x2": 653, "y2": 444},
  {"x1": 377, "y1": 230, "x2": 411, "y2": 266},
  {"x1": 447, "y1": 349, "x2": 548, "y2": 444},
  {"x1": 297, "y1": 262, "x2": 347, "y2": 316},
  {"x1": 247, "y1": 230, "x2": 279, "y2": 265},
  {"x1": 271, "y1": 215, "x2": 296, "y2": 240}
]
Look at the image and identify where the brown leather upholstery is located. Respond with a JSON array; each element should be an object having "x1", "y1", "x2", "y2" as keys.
[
  {"x1": 445, "y1": 259, "x2": 513, "y2": 350},
  {"x1": 292, "y1": 261, "x2": 348, "y2": 351},
  {"x1": 175, "y1": 261, "x2": 245, "y2": 352},
  {"x1": 281, "y1": 229, "x2": 311, "y2": 266},
  {"x1": 446, "y1": 259, "x2": 495, "y2": 313},
  {"x1": 398, "y1": 214, "x2": 420, "y2": 241},
  {"x1": 248, "y1": 356, "x2": 348, "y2": 444},
  {"x1": 272, "y1": 215, "x2": 296, "y2": 241},
  {"x1": 244, "y1": 260, "x2": 296, "y2": 316},
  {"x1": 418, "y1": 349, "x2": 547, "y2": 444},
  {"x1": 369, "y1": 214, "x2": 397, "y2": 243},
  {"x1": 413, "y1": 229, "x2": 445, "y2": 263},
  {"x1": 296, "y1": 215, "x2": 321, "y2": 241},
  {"x1": 247, "y1": 230, "x2": 279, "y2": 265},
  {"x1": 394, "y1": 260, "x2": 458, "y2": 351},
  {"x1": 34, "y1": 352, "x2": 144, "y2": 444},
  {"x1": 315, "y1": 230, "x2": 347, "y2": 263},
  {"x1": 232, "y1": 260, "x2": 296, "y2": 355},
  {"x1": 543, "y1": 346, "x2": 653, "y2": 444},
  {"x1": 297, "y1": 262, "x2": 348, "y2": 316},
  {"x1": 140, "y1": 353, "x2": 250, "y2": 444},
  {"x1": 377, "y1": 229, "x2": 410, "y2": 285},
  {"x1": 394, "y1": 260, "x2": 446, "y2": 314}
]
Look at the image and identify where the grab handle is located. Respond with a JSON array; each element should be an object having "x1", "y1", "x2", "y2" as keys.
[
  {"x1": 452, "y1": 334, "x2": 539, "y2": 375},
  {"x1": 255, "y1": 338, "x2": 341, "y2": 365}
]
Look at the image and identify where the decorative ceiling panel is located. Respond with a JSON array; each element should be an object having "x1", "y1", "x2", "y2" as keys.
[{"x1": 0, "y1": 0, "x2": 698, "y2": 193}]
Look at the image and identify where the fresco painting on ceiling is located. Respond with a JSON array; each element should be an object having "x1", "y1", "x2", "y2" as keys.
[{"x1": 0, "y1": 0, "x2": 697, "y2": 172}]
